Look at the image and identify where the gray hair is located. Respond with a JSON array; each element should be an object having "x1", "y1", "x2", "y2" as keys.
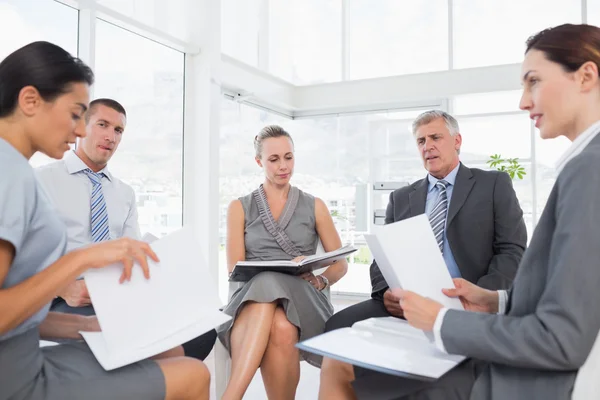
[
  {"x1": 254, "y1": 125, "x2": 294, "y2": 158},
  {"x1": 411, "y1": 110, "x2": 460, "y2": 137}
]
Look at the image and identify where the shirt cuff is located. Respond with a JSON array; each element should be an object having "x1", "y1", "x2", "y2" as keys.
[
  {"x1": 497, "y1": 290, "x2": 508, "y2": 314},
  {"x1": 433, "y1": 307, "x2": 449, "y2": 354}
]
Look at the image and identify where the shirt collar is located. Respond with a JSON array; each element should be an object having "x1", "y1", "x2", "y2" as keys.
[
  {"x1": 555, "y1": 120, "x2": 600, "y2": 174},
  {"x1": 427, "y1": 162, "x2": 460, "y2": 192},
  {"x1": 64, "y1": 150, "x2": 112, "y2": 181}
]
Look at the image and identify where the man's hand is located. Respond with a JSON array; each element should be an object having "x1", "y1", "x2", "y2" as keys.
[
  {"x1": 59, "y1": 280, "x2": 92, "y2": 308},
  {"x1": 383, "y1": 289, "x2": 404, "y2": 317},
  {"x1": 442, "y1": 278, "x2": 499, "y2": 313},
  {"x1": 82, "y1": 316, "x2": 101, "y2": 332},
  {"x1": 391, "y1": 289, "x2": 443, "y2": 331}
]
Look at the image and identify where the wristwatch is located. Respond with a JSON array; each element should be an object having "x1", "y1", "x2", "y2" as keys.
[{"x1": 318, "y1": 275, "x2": 330, "y2": 291}]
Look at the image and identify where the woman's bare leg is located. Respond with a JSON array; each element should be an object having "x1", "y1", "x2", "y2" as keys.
[
  {"x1": 260, "y1": 306, "x2": 300, "y2": 400},
  {"x1": 222, "y1": 301, "x2": 278, "y2": 400}
]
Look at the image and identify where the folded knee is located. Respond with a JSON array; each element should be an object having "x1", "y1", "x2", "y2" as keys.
[{"x1": 269, "y1": 313, "x2": 299, "y2": 347}]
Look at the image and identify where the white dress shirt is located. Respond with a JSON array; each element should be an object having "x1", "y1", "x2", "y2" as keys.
[
  {"x1": 35, "y1": 151, "x2": 140, "y2": 253},
  {"x1": 432, "y1": 119, "x2": 600, "y2": 353}
]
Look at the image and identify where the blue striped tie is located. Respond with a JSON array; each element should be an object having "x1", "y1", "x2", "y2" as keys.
[
  {"x1": 429, "y1": 180, "x2": 449, "y2": 253},
  {"x1": 83, "y1": 169, "x2": 110, "y2": 242}
]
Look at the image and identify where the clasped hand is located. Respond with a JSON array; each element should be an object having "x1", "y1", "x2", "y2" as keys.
[
  {"x1": 391, "y1": 278, "x2": 499, "y2": 331},
  {"x1": 292, "y1": 256, "x2": 325, "y2": 291}
]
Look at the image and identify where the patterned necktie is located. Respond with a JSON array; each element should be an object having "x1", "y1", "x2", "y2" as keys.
[
  {"x1": 83, "y1": 169, "x2": 110, "y2": 242},
  {"x1": 429, "y1": 180, "x2": 449, "y2": 253}
]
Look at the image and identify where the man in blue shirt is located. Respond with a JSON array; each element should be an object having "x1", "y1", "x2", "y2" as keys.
[{"x1": 320, "y1": 110, "x2": 527, "y2": 396}]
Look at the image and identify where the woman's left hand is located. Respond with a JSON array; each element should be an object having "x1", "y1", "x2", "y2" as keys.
[{"x1": 300, "y1": 272, "x2": 323, "y2": 290}]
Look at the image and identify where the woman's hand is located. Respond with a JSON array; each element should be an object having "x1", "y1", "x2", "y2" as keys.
[
  {"x1": 78, "y1": 238, "x2": 159, "y2": 283},
  {"x1": 300, "y1": 272, "x2": 324, "y2": 291},
  {"x1": 442, "y1": 278, "x2": 499, "y2": 313}
]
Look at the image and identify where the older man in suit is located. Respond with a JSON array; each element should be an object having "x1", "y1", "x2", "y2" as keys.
[{"x1": 319, "y1": 110, "x2": 527, "y2": 398}]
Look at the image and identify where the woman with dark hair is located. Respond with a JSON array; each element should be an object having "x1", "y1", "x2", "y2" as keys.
[
  {"x1": 320, "y1": 23, "x2": 600, "y2": 400},
  {"x1": 217, "y1": 125, "x2": 348, "y2": 399},
  {"x1": 0, "y1": 42, "x2": 209, "y2": 400}
]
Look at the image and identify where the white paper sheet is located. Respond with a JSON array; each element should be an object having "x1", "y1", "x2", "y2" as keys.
[
  {"x1": 82, "y1": 228, "x2": 230, "y2": 369},
  {"x1": 81, "y1": 312, "x2": 230, "y2": 370},
  {"x1": 364, "y1": 214, "x2": 463, "y2": 310}
]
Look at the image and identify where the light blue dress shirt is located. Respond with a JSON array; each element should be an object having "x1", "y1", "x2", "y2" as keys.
[{"x1": 425, "y1": 163, "x2": 462, "y2": 279}]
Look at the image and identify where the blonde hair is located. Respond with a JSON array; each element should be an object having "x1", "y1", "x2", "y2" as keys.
[{"x1": 254, "y1": 125, "x2": 294, "y2": 158}]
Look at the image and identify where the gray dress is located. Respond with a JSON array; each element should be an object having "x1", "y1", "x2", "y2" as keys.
[
  {"x1": 0, "y1": 138, "x2": 165, "y2": 400},
  {"x1": 217, "y1": 187, "x2": 334, "y2": 367}
]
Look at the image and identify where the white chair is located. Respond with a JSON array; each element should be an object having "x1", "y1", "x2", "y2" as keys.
[
  {"x1": 215, "y1": 242, "x2": 328, "y2": 398},
  {"x1": 572, "y1": 329, "x2": 600, "y2": 399}
]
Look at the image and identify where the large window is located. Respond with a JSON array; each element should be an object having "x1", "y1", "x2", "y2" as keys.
[
  {"x1": 221, "y1": 0, "x2": 264, "y2": 68},
  {"x1": 347, "y1": 0, "x2": 448, "y2": 80},
  {"x1": 94, "y1": 19, "x2": 185, "y2": 238},
  {"x1": 220, "y1": 0, "x2": 594, "y2": 82},
  {"x1": 96, "y1": 0, "x2": 190, "y2": 42},
  {"x1": 589, "y1": 0, "x2": 600, "y2": 26},
  {"x1": 269, "y1": 0, "x2": 342, "y2": 84},
  {"x1": 453, "y1": 0, "x2": 581, "y2": 69},
  {"x1": 0, "y1": 0, "x2": 78, "y2": 167}
]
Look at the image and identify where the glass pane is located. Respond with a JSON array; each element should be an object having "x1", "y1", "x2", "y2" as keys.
[
  {"x1": 96, "y1": 0, "x2": 191, "y2": 42},
  {"x1": 453, "y1": 90, "x2": 523, "y2": 115},
  {"x1": 348, "y1": 0, "x2": 448, "y2": 80},
  {"x1": 94, "y1": 20, "x2": 184, "y2": 238},
  {"x1": 0, "y1": 0, "x2": 78, "y2": 167},
  {"x1": 453, "y1": 0, "x2": 581, "y2": 69},
  {"x1": 221, "y1": 0, "x2": 264, "y2": 67},
  {"x1": 269, "y1": 0, "x2": 341, "y2": 84},
  {"x1": 589, "y1": 0, "x2": 600, "y2": 26},
  {"x1": 457, "y1": 114, "x2": 532, "y2": 164}
]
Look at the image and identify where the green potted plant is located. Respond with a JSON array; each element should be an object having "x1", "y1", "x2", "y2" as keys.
[{"x1": 487, "y1": 154, "x2": 526, "y2": 180}]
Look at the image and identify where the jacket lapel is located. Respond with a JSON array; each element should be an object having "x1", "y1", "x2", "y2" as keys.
[
  {"x1": 408, "y1": 178, "x2": 428, "y2": 216},
  {"x1": 446, "y1": 164, "x2": 475, "y2": 226}
]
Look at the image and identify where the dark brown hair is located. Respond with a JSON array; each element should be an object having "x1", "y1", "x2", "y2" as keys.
[
  {"x1": 254, "y1": 125, "x2": 294, "y2": 158},
  {"x1": 0, "y1": 41, "x2": 93, "y2": 118},
  {"x1": 526, "y1": 24, "x2": 600, "y2": 74}
]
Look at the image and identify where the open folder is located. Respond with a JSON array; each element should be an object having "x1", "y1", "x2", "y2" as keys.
[
  {"x1": 297, "y1": 317, "x2": 466, "y2": 381},
  {"x1": 298, "y1": 214, "x2": 465, "y2": 379},
  {"x1": 80, "y1": 228, "x2": 231, "y2": 371},
  {"x1": 229, "y1": 245, "x2": 357, "y2": 282}
]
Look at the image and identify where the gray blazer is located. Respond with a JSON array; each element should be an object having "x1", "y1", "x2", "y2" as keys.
[
  {"x1": 370, "y1": 163, "x2": 527, "y2": 297},
  {"x1": 441, "y1": 135, "x2": 600, "y2": 400}
]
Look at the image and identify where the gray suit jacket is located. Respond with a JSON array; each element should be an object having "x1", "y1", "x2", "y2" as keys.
[
  {"x1": 441, "y1": 135, "x2": 600, "y2": 400},
  {"x1": 370, "y1": 163, "x2": 527, "y2": 297}
]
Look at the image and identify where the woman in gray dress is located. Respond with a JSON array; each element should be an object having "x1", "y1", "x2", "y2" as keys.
[
  {"x1": 218, "y1": 125, "x2": 349, "y2": 400},
  {"x1": 0, "y1": 42, "x2": 209, "y2": 400}
]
